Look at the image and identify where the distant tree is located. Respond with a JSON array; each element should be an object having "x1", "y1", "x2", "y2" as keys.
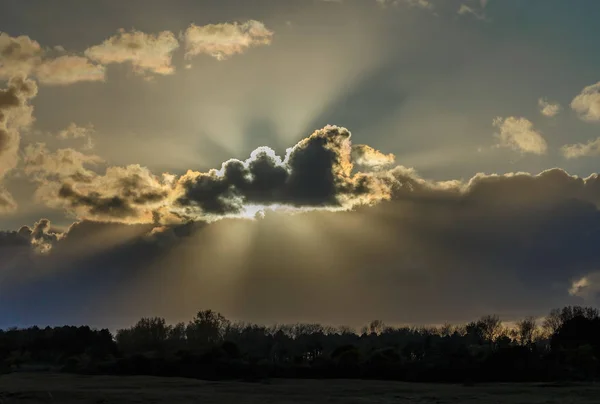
[
  {"x1": 116, "y1": 317, "x2": 171, "y2": 354},
  {"x1": 543, "y1": 308, "x2": 562, "y2": 336},
  {"x1": 186, "y1": 310, "x2": 230, "y2": 349},
  {"x1": 478, "y1": 315, "x2": 503, "y2": 344},
  {"x1": 516, "y1": 317, "x2": 538, "y2": 347},
  {"x1": 363, "y1": 320, "x2": 386, "y2": 336}
]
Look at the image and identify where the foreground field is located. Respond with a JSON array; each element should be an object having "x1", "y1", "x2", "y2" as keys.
[{"x1": 0, "y1": 373, "x2": 598, "y2": 403}]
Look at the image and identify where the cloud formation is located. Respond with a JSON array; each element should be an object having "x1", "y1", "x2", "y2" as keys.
[
  {"x1": 35, "y1": 55, "x2": 105, "y2": 86},
  {"x1": 493, "y1": 116, "x2": 548, "y2": 155},
  {"x1": 24, "y1": 143, "x2": 172, "y2": 223},
  {"x1": 6, "y1": 165, "x2": 600, "y2": 326},
  {"x1": 85, "y1": 29, "x2": 180, "y2": 76},
  {"x1": 538, "y1": 98, "x2": 561, "y2": 117},
  {"x1": 0, "y1": 33, "x2": 43, "y2": 79},
  {"x1": 571, "y1": 81, "x2": 600, "y2": 122},
  {"x1": 561, "y1": 137, "x2": 600, "y2": 159},
  {"x1": 0, "y1": 75, "x2": 38, "y2": 211},
  {"x1": 175, "y1": 125, "x2": 394, "y2": 219},
  {"x1": 25, "y1": 125, "x2": 396, "y2": 224},
  {"x1": 1, "y1": 32, "x2": 105, "y2": 85},
  {"x1": 183, "y1": 21, "x2": 274, "y2": 62},
  {"x1": 352, "y1": 144, "x2": 395, "y2": 168}
]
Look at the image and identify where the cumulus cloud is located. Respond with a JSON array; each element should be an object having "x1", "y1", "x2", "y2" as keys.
[
  {"x1": 1, "y1": 32, "x2": 106, "y2": 85},
  {"x1": 493, "y1": 116, "x2": 548, "y2": 155},
  {"x1": 50, "y1": 167, "x2": 173, "y2": 224},
  {"x1": 35, "y1": 55, "x2": 105, "y2": 85},
  {"x1": 571, "y1": 81, "x2": 600, "y2": 122},
  {"x1": 23, "y1": 142, "x2": 172, "y2": 223},
  {"x1": 561, "y1": 137, "x2": 600, "y2": 159},
  {"x1": 175, "y1": 125, "x2": 394, "y2": 219},
  {"x1": 352, "y1": 144, "x2": 395, "y2": 168},
  {"x1": 538, "y1": 98, "x2": 561, "y2": 117},
  {"x1": 24, "y1": 125, "x2": 396, "y2": 224},
  {"x1": 0, "y1": 33, "x2": 43, "y2": 79},
  {"x1": 23, "y1": 142, "x2": 104, "y2": 182},
  {"x1": 0, "y1": 75, "x2": 38, "y2": 211},
  {"x1": 0, "y1": 218, "x2": 63, "y2": 257},
  {"x1": 85, "y1": 29, "x2": 179, "y2": 76},
  {"x1": 182, "y1": 20, "x2": 273, "y2": 62}
]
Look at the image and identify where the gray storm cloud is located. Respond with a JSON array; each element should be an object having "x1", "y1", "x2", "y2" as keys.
[{"x1": 4, "y1": 164, "x2": 600, "y2": 326}]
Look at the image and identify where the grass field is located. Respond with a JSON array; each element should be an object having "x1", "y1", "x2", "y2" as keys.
[{"x1": 0, "y1": 373, "x2": 598, "y2": 403}]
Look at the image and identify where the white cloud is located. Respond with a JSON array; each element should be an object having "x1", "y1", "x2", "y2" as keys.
[
  {"x1": 571, "y1": 81, "x2": 600, "y2": 122},
  {"x1": 492, "y1": 116, "x2": 548, "y2": 155},
  {"x1": 183, "y1": 20, "x2": 274, "y2": 62},
  {"x1": 561, "y1": 137, "x2": 600, "y2": 159},
  {"x1": 538, "y1": 98, "x2": 561, "y2": 117},
  {"x1": 85, "y1": 29, "x2": 180, "y2": 76}
]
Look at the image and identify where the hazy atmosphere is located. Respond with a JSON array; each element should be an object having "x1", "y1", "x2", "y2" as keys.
[{"x1": 2, "y1": 0, "x2": 600, "y2": 330}]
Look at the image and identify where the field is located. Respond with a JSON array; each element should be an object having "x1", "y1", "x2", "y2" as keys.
[{"x1": 0, "y1": 373, "x2": 599, "y2": 403}]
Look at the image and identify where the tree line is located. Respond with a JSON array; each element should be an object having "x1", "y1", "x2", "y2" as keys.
[{"x1": 1, "y1": 306, "x2": 600, "y2": 383}]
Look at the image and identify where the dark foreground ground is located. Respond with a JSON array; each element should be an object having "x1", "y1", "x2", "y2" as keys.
[{"x1": 0, "y1": 373, "x2": 599, "y2": 403}]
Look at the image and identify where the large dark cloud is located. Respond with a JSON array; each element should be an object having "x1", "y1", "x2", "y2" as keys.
[
  {"x1": 176, "y1": 125, "x2": 392, "y2": 218},
  {"x1": 3, "y1": 166, "x2": 600, "y2": 328}
]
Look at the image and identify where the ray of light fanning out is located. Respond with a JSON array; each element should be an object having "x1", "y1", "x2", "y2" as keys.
[{"x1": 3, "y1": 0, "x2": 600, "y2": 329}]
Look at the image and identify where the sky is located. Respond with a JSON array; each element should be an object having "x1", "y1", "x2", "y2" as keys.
[{"x1": 2, "y1": 0, "x2": 600, "y2": 330}]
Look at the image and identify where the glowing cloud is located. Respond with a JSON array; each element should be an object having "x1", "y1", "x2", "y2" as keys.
[
  {"x1": 493, "y1": 116, "x2": 548, "y2": 155},
  {"x1": 352, "y1": 144, "x2": 395, "y2": 168},
  {"x1": 183, "y1": 20, "x2": 274, "y2": 62},
  {"x1": 571, "y1": 81, "x2": 600, "y2": 122},
  {"x1": 0, "y1": 75, "x2": 38, "y2": 212},
  {"x1": 561, "y1": 137, "x2": 600, "y2": 159},
  {"x1": 35, "y1": 55, "x2": 106, "y2": 85},
  {"x1": 85, "y1": 29, "x2": 180, "y2": 76},
  {"x1": 0, "y1": 32, "x2": 43, "y2": 79}
]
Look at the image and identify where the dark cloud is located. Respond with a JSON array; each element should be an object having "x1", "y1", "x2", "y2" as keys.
[
  {"x1": 176, "y1": 125, "x2": 393, "y2": 218},
  {"x1": 3, "y1": 166, "x2": 600, "y2": 328}
]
